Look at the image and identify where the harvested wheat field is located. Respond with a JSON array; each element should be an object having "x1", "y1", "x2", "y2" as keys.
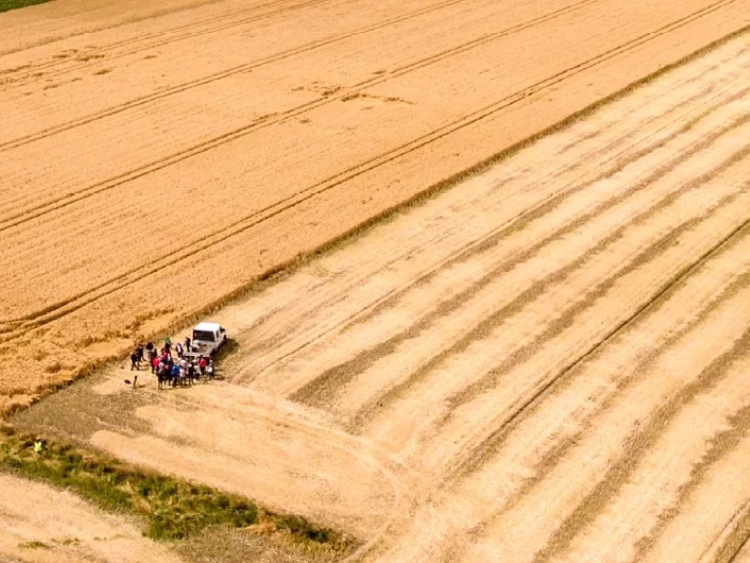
[
  {"x1": 2, "y1": 0, "x2": 750, "y2": 413},
  {"x1": 13, "y1": 26, "x2": 750, "y2": 561}
]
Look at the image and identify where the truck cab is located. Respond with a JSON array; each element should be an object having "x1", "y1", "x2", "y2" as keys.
[{"x1": 185, "y1": 321, "x2": 226, "y2": 357}]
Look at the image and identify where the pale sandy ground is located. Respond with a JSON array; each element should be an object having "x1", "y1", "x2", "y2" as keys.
[
  {"x1": 0, "y1": 473, "x2": 182, "y2": 563},
  {"x1": 1, "y1": 0, "x2": 750, "y2": 412},
  {"x1": 15, "y1": 34, "x2": 750, "y2": 561}
]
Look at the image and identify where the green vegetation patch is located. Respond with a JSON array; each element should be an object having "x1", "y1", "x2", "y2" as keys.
[
  {"x1": 0, "y1": 426, "x2": 350, "y2": 554},
  {"x1": 0, "y1": 0, "x2": 52, "y2": 14}
]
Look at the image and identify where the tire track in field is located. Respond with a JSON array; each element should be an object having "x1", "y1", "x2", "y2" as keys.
[
  {"x1": 1, "y1": 0, "x2": 714, "y2": 219},
  {"x1": 0, "y1": 0, "x2": 233, "y2": 57},
  {"x1": 0, "y1": 0, "x2": 495, "y2": 151},
  {"x1": 1, "y1": 0, "x2": 333, "y2": 82},
  {"x1": 445, "y1": 181, "x2": 750, "y2": 409},
  {"x1": 0, "y1": 0, "x2": 601, "y2": 219},
  {"x1": 631, "y1": 383, "x2": 750, "y2": 561},
  {"x1": 0, "y1": 19, "x2": 748, "y2": 348},
  {"x1": 0, "y1": 0, "x2": 597, "y2": 154},
  {"x1": 290, "y1": 102, "x2": 750, "y2": 413},
  {"x1": 465, "y1": 288, "x2": 750, "y2": 562},
  {"x1": 0, "y1": 0, "x2": 735, "y2": 248},
  {"x1": 699, "y1": 498, "x2": 750, "y2": 562},
  {"x1": 503, "y1": 266, "x2": 750, "y2": 561},
  {"x1": 0, "y1": 1, "x2": 738, "y2": 338},
  {"x1": 258, "y1": 56, "x2": 750, "y2": 370},
  {"x1": 462, "y1": 241, "x2": 750, "y2": 529}
]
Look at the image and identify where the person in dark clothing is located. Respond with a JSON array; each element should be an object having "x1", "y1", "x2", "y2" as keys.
[
  {"x1": 130, "y1": 351, "x2": 139, "y2": 370},
  {"x1": 170, "y1": 363, "x2": 180, "y2": 387},
  {"x1": 157, "y1": 364, "x2": 169, "y2": 390}
]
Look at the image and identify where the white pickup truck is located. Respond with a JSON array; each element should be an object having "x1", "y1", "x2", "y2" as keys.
[{"x1": 183, "y1": 321, "x2": 227, "y2": 358}]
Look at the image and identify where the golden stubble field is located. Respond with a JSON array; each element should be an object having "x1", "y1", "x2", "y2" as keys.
[
  {"x1": 4, "y1": 0, "x2": 750, "y2": 561},
  {"x1": 12, "y1": 24, "x2": 750, "y2": 562},
  {"x1": 2, "y1": 0, "x2": 750, "y2": 413}
]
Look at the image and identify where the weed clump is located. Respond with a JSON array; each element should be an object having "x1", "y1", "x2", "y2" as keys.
[{"x1": 0, "y1": 0, "x2": 52, "y2": 14}]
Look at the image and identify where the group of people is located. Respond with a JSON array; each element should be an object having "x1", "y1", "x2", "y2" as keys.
[{"x1": 129, "y1": 336, "x2": 215, "y2": 389}]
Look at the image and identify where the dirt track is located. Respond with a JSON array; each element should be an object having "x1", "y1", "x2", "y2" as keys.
[
  {"x1": 15, "y1": 32, "x2": 750, "y2": 561},
  {"x1": 0, "y1": 474, "x2": 181, "y2": 562},
  {"x1": 2, "y1": 0, "x2": 750, "y2": 412}
]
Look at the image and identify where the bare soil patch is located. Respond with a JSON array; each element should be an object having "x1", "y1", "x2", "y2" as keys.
[{"x1": 0, "y1": 473, "x2": 182, "y2": 563}]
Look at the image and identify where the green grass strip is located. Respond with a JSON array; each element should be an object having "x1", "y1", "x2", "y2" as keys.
[
  {"x1": 0, "y1": 0, "x2": 52, "y2": 14},
  {"x1": 0, "y1": 426, "x2": 349, "y2": 551}
]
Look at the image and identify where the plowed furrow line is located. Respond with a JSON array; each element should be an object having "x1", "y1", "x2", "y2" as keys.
[
  {"x1": 335, "y1": 127, "x2": 750, "y2": 425},
  {"x1": 0, "y1": 0, "x2": 721, "y2": 231},
  {"x1": 230, "y1": 71, "x2": 746, "y2": 374},
  {"x1": 235, "y1": 93, "x2": 749, "y2": 394}
]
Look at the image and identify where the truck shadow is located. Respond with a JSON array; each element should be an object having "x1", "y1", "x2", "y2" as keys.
[{"x1": 213, "y1": 338, "x2": 239, "y2": 378}]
